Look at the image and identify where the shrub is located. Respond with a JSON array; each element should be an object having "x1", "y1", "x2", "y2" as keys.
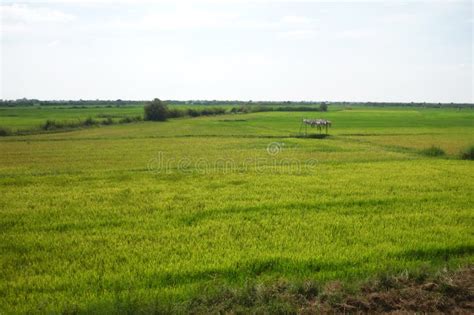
[
  {"x1": 187, "y1": 108, "x2": 200, "y2": 117},
  {"x1": 0, "y1": 127, "x2": 12, "y2": 136},
  {"x1": 41, "y1": 119, "x2": 62, "y2": 130},
  {"x1": 168, "y1": 108, "x2": 183, "y2": 118},
  {"x1": 119, "y1": 116, "x2": 142, "y2": 124},
  {"x1": 249, "y1": 105, "x2": 267, "y2": 113},
  {"x1": 230, "y1": 105, "x2": 320, "y2": 113},
  {"x1": 97, "y1": 114, "x2": 121, "y2": 119},
  {"x1": 460, "y1": 145, "x2": 474, "y2": 160},
  {"x1": 215, "y1": 108, "x2": 226, "y2": 115},
  {"x1": 101, "y1": 117, "x2": 114, "y2": 125},
  {"x1": 144, "y1": 98, "x2": 169, "y2": 121},
  {"x1": 83, "y1": 117, "x2": 97, "y2": 126},
  {"x1": 275, "y1": 106, "x2": 320, "y2": 112},
  {"x1": 202, "y1": 108, "x2": 226, "y2": 116},
  {"x1": 420, "y1": 146, "x2": 445, "y2": 157},
  {"x1": 40, "y1": 118, "x2": 105, "y2": 131},
  {"x1": 238, "y1": 106, "x2": 251, "y2": 113}
]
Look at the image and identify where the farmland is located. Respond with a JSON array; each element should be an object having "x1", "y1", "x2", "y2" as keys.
[{"x1": 0, "y1": 105, "x2": 473, "y2": 313}]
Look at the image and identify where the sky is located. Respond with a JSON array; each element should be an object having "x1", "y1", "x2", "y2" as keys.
[{"x1": 0, "y1": 0, "x2": 472, "y2": 102}]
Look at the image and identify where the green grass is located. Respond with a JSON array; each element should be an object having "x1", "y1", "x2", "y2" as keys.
[
  {"x1": 0, "y1": 106, "x2": 141, "y2": 130},
  {"x1": 0, "y1": 106, "x2": 473, "y2": 313},
  {"x1": 0, "y1": 104, "x2": 236, "y2": 131}
]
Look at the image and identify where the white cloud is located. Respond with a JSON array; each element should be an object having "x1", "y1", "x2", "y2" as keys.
[
  {"x1": 276, "y1": 15, "x2": 318, "y2": 39},
  {"x1": 130, "y1": 8, "x2": 238, "y2": 31},
  {"x1": 0, "y1": 4, "x2": 75, "y2": 23},
  {"x1": 337, "y1": 29, "x2": 376, "y2": 39},
  {"x1": 47, "y1": 40, "x2": 61, "y2": 47},
  {"x1": 79, "y1": 9, "x2": 317, "y2": 34},
  {"x1": 280, "y1": 15, "x2": 314, "y2": 26},
  {"x1": 277, "y1": 29, "x2": 317, "y2": 40},
  {"x1": 77, "y1": 7, "x2": 246, "y2": 33}
]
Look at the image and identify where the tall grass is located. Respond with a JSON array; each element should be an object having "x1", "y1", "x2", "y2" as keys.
[
  {"x1": 420, "y1": 145, "x2": 445, "y2": 157},
  {"x1": 0, "y1": 127, "x2": 12, "y2": 136},
  {"x1": 460, "y1": 145, "x2": 474, "y2": 160},
  {"x1": 36, "y1": 116, "x2": 142, "y2": 132}
]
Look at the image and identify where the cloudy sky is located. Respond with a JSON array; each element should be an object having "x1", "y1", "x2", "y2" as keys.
[{"x1": 1, "y1": 0, "x2": 472, "y2": 102}]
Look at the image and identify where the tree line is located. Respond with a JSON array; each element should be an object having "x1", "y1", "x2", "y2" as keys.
[
  {"x1": 143, "y1": 99, "x2": 327, "y2": 121},
  {"x1": 1, "y1": 98, "x2": 473, "y2": 108}
]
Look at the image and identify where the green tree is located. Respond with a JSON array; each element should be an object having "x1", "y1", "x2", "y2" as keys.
[
  {"x1": 320, "y1": 103, "x2": 328, "y2": 112},
  {"x1": 144, "y1": 98, "x2": 169, "y2": 121}
]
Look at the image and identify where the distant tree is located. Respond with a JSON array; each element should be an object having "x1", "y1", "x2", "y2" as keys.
[
  {"x1": 144, "y1": 98, "x2": 169, "y2": 121},
  {"x1": 320, "y1": 103, "x2": 328, "y2": 112}
]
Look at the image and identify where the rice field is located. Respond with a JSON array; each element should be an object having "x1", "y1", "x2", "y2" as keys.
[{"x1": 0, "y1": 106, "x2": 473, "y2": 313}]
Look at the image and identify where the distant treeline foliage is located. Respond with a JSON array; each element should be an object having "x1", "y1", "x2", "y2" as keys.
[
  {"x1": 1, "y1": 98, "x2": 473, "y2": 108},
  {"x1": 143, "y1": 99, "x2": 328, "y2": 121},
  {"x1": 0, "y1": 116, "x2": 143, "y2": 136},
  {"x1": 460, "y1": 146, "x2": 474, "y2": 160},
  {"x1": 40, "y1": 116, "x2": 142, "y2": 131},
  {"x1": 144, "y1": 99, "x2": 230, "y2": 121},
  {"x1": 0, "y1": 99, "x2": 145, "y2": 107}
]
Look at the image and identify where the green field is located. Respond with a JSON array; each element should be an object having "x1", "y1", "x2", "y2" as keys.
[
  {"x1": 1, "y1": 106, "x2": 473, "y2": 313},
  {"x1": 0, "y1": 104, "x2": 237, "y2": 131}
]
